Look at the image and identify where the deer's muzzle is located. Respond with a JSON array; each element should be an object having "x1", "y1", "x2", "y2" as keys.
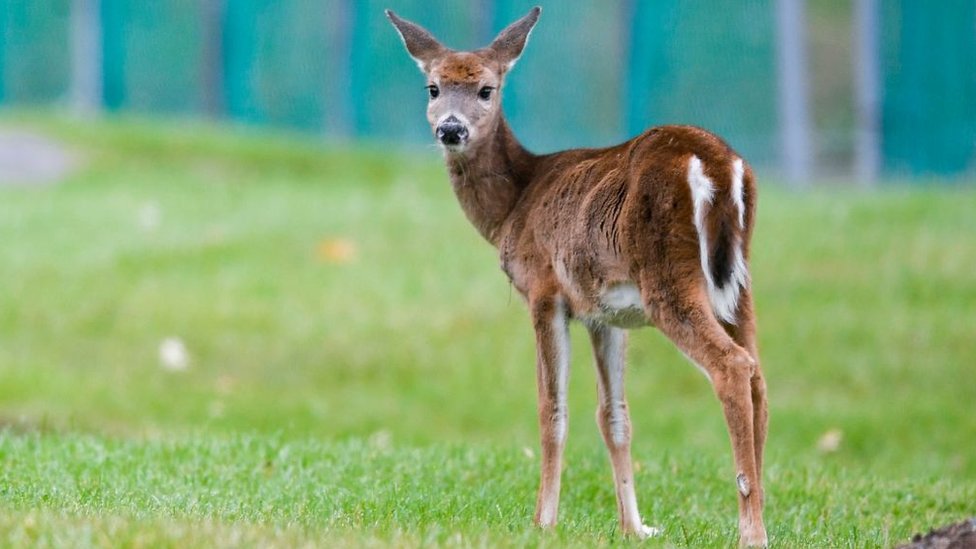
[{"x1": 436, "y1": 116, "x2": 469, "y2": 147}]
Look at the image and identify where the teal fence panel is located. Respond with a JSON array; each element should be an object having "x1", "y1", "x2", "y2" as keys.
[
  {"x1": 123, "y1": 0, "x2": 201, "y2": 114},
  {"x1": 0, "y1": 1, "x2": 973, "y2": 176},
  {"x1": 227, "y1": 0, "x2": 331, "y2": 130},
  {"x1": 99, "y1": 0, "x2": 201, "y2": 113},
  {"x1": 881, "y1": 1, "x2": 976, "y2": 175},
  {"x1": 628, "y1": 0, "x2": 777, "y2": 165},
  {"x1": 491, "y1": 1, "x2": 627, "y2": 152},
  {"x1": 0, "y1": 0, "x2": 5, "y2": 103},
  {"x1": 355, "y1": 1, "x2": 480, "y2": 140},
  {"x1": 1, "y1": 0, "x2": 70, "y2": 104}
]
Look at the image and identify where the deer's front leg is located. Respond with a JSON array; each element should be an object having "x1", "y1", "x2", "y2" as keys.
[{"x1": 531, "y1": 295, "x2": 571, "y2": 528}]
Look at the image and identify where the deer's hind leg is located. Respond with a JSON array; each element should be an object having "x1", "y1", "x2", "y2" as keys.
[
  {"x1": 587, "y1": 323, "x2": 660, "y2": 539},
  {"x1": 722, "y1": 288, "x2": 767, "y2": 508},
  {"x1": 644, "y1": 285, "x2": 767, "y2": 547}
]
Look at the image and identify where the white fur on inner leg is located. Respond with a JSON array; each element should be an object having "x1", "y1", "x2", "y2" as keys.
[
  {"x1": 536, "y1": 299, "x2": 571, "y2": 528},
  {"x1": 594, "y1": 327, "x2": 660, "y2": 539},
  {"x1": 551, "y1": 299, "x2": 570, "y2": 444},
  {"x1": 600, "y1": 328, "x2": 629, "y2": 447}
]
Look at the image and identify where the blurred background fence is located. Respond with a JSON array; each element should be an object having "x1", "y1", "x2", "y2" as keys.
[{"x1": 0, "y1": 0, "x2": 974, "y2": 182}]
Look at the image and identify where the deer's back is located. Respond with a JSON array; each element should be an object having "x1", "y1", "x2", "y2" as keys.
[{"x1": 498, "y1": 125, "x2": 754, "y2": 327}]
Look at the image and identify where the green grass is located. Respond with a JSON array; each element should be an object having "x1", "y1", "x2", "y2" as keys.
[{"x1": 1, "y1": 114, "x2": 974, "y2": 547}]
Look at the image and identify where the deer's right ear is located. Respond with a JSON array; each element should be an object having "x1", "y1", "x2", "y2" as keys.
[{"x1": 386, "y1": 10, "x2": 446, "y2": 73}]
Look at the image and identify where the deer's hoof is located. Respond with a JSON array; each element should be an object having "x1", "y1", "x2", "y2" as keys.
[
  {"x1": 624, "y1": 523, "x2": 662, "y2": 540},
  {"x1": 739, "y1": 529, "x2": 768, "y2": 548}
]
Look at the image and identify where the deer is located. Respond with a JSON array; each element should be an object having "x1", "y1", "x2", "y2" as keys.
[{"x1": 387, "y1": 6, "x2": 768, "y2": 547}]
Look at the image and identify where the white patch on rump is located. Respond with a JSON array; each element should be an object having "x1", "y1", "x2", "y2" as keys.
[
  {"x1": 714, "y1": 247, "x2": 750, "y2": 325},
  {"x1": 688, "y1": 155, "x2": 716, "y2": 221},
  {"x1": 687, "y1": 155, "x2": 748, "y2": 325},
  {"x1": 731, "y1": 158, "x2": 746, "y2": 228}
]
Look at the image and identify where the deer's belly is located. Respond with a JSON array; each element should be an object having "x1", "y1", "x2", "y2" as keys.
[{"x1": 578, "y1": 283, "x2": 648, "y2": 329}]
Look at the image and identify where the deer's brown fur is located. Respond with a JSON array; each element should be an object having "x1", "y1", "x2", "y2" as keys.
[{"x1": 388, "y1": 7, "x2": 768, "y2": 547}]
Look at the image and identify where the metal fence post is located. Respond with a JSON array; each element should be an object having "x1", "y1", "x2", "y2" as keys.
[
  {"x1": 775, "y1": 0, "x2": 813, "y2": 186},
  {"x1": 620, "y1": 0, "x2": 636, "y2": 140},
  {"x1": 200, "y1": 0, "x2": 224, "y2": 118},
  {"x1": 326, "y1": 0, "x2": 354, "y2": 137},
  {"x1": 0, "y1": 0, "x2": 6, "y2": 104},
  {"x1": 71, "y1": 0, "x2": 102, "y2": 115},
  {"x1": 853, "y1": 0, "x2": 880, "y2": 185}
]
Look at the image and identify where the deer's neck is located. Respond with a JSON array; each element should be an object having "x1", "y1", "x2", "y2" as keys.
[{"x1": 445, "y1": 117, "x2": 535, "y2": 246}]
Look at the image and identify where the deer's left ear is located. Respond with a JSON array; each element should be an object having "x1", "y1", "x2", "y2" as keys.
[
  {"x1": 386, "y1": 10, "x2": 446, "y2": 73},
  {"x1": 488, "y1": 6, "x2": 541, "y2": 72}
]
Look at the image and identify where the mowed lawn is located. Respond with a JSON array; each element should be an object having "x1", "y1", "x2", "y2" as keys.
[{"x1": 0, "y1": 115, "x2": 973, "y2": 547}]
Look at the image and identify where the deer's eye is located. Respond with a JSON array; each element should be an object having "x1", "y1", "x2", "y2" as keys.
[
  {"x1": 427, "y1": 85, "x2": 439, "y2": 99},
  {"x1": 478, "y1": 86, "x2": 494, "y2": 100}
]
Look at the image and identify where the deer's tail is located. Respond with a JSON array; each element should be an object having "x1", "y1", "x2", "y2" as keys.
[{"x1": 687, "y1": 155, "x2": 751, "y2": 325}]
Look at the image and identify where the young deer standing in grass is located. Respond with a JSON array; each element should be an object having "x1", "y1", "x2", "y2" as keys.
[{"x1": 387, "y1": 7, "x2": 768, "y2": 547}]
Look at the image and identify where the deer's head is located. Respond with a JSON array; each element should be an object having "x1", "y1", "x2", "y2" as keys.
[{"x1": 386, "y1": 7, "x2": 540, "y2": 155}]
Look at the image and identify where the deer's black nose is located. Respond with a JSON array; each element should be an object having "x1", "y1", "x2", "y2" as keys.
[{"x1": 436, "y1": 118, "x2": 468, "y2": 146}]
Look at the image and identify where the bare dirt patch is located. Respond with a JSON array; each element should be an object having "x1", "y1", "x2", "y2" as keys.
[
  {"x1": 0, "y1": 129, "x2": 79, "y2": 186},
  {"x1": 897, "y1": 518, "x2": 976, "y2": 549}
]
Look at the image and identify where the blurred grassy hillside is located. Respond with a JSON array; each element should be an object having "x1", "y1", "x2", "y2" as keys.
[{"x1": 0, "y1": 114, "x2": 973, "y2": 547}]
